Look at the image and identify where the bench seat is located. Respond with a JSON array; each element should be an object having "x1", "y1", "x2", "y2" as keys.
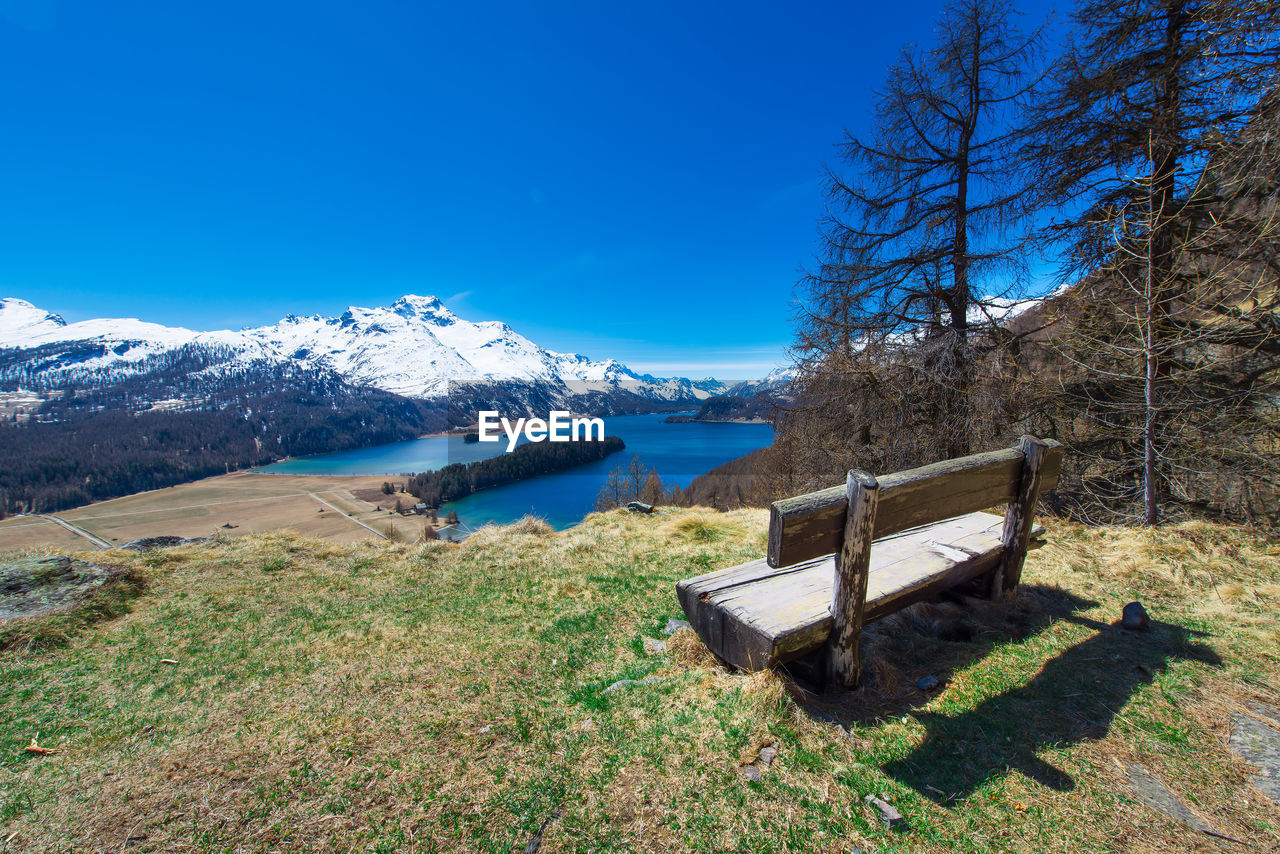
[{"x1": 676, "y1": 511, "x2": 1043, "y2": 671}]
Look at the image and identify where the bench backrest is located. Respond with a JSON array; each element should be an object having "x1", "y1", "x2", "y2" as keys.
[{"x1": 767, "y1": 438, "x2": 1065, "y2": 568}]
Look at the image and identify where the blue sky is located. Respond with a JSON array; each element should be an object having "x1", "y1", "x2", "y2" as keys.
[{"x1": 0, "y1": 0, "x2": 1062, "y2": 380}]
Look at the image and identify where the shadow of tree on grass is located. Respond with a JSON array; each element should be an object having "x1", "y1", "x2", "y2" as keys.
[
  {"x1": 881, "y1": 612, "x2": 1220, "y2": 803},
  {"x1": 781, "y1": 584, "x2": 1221, "y2": 804}
]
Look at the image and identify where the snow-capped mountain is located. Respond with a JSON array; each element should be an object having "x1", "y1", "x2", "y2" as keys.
[
  {"x1": 243, "y1": 294, "x2": 723, "y2": 400},
  {"x1": 0, "y1": 298, "x2": 67, "y2": 343},
  {"x1": 0, "y1": 298, "x2": 290, "y2": 396},
  {"x1": 0, "y1": 297, "x2": 281, "y2": 371},
  {"x1": 724, "y1": 366, "x2": 795, "y2": 397},
  {"x1": 0, "y1": 295, "x2": 729, "y2": 415}
]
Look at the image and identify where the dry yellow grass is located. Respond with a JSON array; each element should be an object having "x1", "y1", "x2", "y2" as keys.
[
  {"x1": 0, "y1": 517, "x2": 90, "y2": 551},
  {"x1": 1, "y1": 509, "x2": 1278, "y2": 853}
]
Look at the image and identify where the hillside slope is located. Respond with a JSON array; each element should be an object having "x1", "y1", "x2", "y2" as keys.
[{"x1": 2, "y1": 511, "x2": 1279, "y2": 852}]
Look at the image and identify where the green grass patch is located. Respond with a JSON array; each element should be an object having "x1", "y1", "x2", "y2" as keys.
[{"x1": 0, "y1": 512, "x2": 1277, "y2": 852}]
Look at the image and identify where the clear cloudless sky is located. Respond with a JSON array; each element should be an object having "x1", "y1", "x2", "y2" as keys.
[{"x1": 0, "y1": 0, "x2": 1064, "y2": 380}]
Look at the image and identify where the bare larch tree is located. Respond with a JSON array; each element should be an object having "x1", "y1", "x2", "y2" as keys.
[
  {"x1": 1026, "y1": 0, "x2": 1280, "y2": 524},
  {"x1": 790, "y1": 0, "x2": 1044, "y2": 481}
]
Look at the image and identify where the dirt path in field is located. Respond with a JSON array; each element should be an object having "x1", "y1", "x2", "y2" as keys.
[
  {"x1": 40, "y1": 514, "x2": 111, "y2": 549},
  {"x1": 308, "y1": 494, "x2": 388, "y2": 540}
]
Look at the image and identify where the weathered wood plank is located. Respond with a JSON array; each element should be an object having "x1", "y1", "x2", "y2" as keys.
[
  {"x1": 827, "y1": 470, "x2": 878, "y2": 688},
  {"x1": 1040, "y1": 439, "x2": 1065, "y2": 493},
  {"x1": 675, "y1": 556, "x2": 820, "y2": 668},
  {"x1": 768, "y1": 449, "x2": 1019, "y2": 567},
  {"x1": 680, "y1": 512, "x2": 1041, "y2": 670},
  {"x1": 989, "y1": 436, "x2": 1056, "y2": 598},
  {"x1": 767, "y1": 440, "x2": 1065, "y2": 568}
]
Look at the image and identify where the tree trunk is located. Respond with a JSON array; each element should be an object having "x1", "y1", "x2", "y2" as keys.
[
  {"x1": 948, "y1": 134, "x2": 974, "y2": 459},
  {"x1": 1144, "y1": 238, "x2": 1160, "y2": 527},
  {"x1": 1139, "y1": 0, "x2": 1188, "y2": 526}
]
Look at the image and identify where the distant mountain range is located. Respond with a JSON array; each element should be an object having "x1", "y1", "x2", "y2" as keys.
[
  {"x1": 724, "y1": 366, "x2": 795, "y2": 397},
  {"x1": 0, "y1": 294, "x2": 795, "y2": 513},
  {"x1": 0, "y1": 294, "x2": 761, "y2": 421}
]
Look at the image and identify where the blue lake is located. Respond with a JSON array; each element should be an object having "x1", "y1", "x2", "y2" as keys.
[{"x1": 258, "y1": 412, "x2": 773, "y2": 530}]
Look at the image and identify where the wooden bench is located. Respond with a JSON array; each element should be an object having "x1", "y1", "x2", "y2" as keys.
[{"x1": 676, "y1": 436, "x2": 1065, "y2": 688}]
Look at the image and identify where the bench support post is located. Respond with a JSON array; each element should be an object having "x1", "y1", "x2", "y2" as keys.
[
  {"x1": 989, "y1": 435, "x2": 1050, "y2": 599},
  {"x1": 827, "y1": 470, "x2": 879, "y2": 689}
]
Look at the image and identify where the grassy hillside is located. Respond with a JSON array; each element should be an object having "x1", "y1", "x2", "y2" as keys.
[{"x1": 2, "y1": 510, "x2": 1279, "y2": 852}]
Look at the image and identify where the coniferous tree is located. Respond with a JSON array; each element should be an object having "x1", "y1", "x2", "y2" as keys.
[
  {"x1": 792, "y1": 0, "x2": 1045, "y2": 482},
  {"x1": 640, "y1": 471, "x2": 666, "y2": 506},
  {"x1": 1026, "y1": 0, "x2": 1280, "y2": 523},
  {"x1": 593, "y1": 455, "x2": 661, "y2": 510}
]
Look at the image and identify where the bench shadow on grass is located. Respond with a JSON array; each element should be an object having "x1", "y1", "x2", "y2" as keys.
[{"x1": 782, "y1": 584, "x2": 1222, "y2": 805}]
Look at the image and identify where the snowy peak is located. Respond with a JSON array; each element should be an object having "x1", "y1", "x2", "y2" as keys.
[
  {"x1": 0, "y1": 297, "x2": 67, "y2": 345},
  {"x1": 243, "y1": 295, "x2": 571, "y2": 397},
  {"x1": 0, "y1": 297, "x2": 66, "y2": 327},
  {"x1": 390, "y1": 294, "x2": 455, "y2": 324},
  {"x1": 0, "y1": 297, "x2": 202, "y2": 351},
  {"x1": 549, "y1": 352, "x2": 642, "y2": 384},
  {"x1": 724, "y1": 366, "x2": 795, "y2": 397},
  {"x1": 760, "y1": 366, "x2": 795, "y2": 386}
]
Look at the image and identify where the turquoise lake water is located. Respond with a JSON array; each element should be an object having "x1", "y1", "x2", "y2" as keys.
[{"x1": 258, "y1": 412, "x2": 773, "y2": 530}]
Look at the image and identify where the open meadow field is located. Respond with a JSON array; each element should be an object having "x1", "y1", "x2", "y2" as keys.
[
  {"x1": 0, "y1": 472, "x2": 435, "y2": 552},
  {"x1": 2, "y1": 509, "x2": 1279, "y2": 852},
  {"x1": 0, "y1": 517, "x2": 94, "y2": 552}
]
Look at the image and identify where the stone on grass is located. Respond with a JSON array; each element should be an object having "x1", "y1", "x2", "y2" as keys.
[
  {"x1": 864, "y1": 793, "x2": 905, "y2": 829},
  {"x1": 1125, "y1": 762, "x2": 1213, "y2": 832},
  {"x1": 642, "y1": 638, "x2": 667, "y2": 656},
  {"x1": 0, "y1": 556, "x2": 117, "y2": 621},
  {"x1": 1229, "y1": 710, "x2": 1280, "y2": 804},
  {"x1": 1121, "y1": 601, "x2": 1149, "y2": 631},
  {"x1": 742, "y1": 740, "x2": 779, "y2": 782},
  {"x1": 121, "y1": 536, "x2": 207, "y2": 552},
  {"x1": 602, "y1": 676, "x2": 661, "y2": 695},
  {"x1": 663, "y1": 618, "x2": 691, "y2": 636},
  {"x1": 916, "y1": 675, "x2": 940, "y2": 692},
  {"x1": 1247, "y1": 702, "x2": 1280, "y2": 728},
  {"x1": 523, "y1": 804, "x2": 564, "y2": 854}
]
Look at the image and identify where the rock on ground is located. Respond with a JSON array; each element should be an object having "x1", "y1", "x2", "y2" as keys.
[
  {"x1": 864, "y1": 793, "x2": 905, "y2": 829},
  {"x1": 663, "y1": 618, "x2": 691, "y2": 636},
  {"x1": 1125, "y1": 762, "x2": 1214, "y2": 833},
  {"x1": 602, "y1": 676, "x2": 661, "y2": 695},
  {"x1": 1121, "y1": 601, "x2": 1150, "y2": 631},
  {"x1": 742, "y1": 740, "x2": 779, "y2": 782},
  {"x1": 1229, "y1": 706, "x2": 1280, "y2": 804},
  {"x1": 121, "y1": 536, "x2": 207, "y2": 551},
  {"x1": 642, "y1": 638, "x2": 667, "y2": 656},
  {"x1": 0, "y1": 556, "x2": 117, "y2": 620}
]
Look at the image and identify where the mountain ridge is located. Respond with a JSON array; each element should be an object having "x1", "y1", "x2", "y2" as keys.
[{"x1": 0, "y1": 295, "x2": 741, "y2": 410}]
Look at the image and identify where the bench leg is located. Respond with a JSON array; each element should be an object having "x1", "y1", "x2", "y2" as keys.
[
  {"x1": 988, "y1": 435, "x2": 1050, "y2": 599},
  {"x1": 827, "y1": 470, "x2": 879, "y2": 689}
]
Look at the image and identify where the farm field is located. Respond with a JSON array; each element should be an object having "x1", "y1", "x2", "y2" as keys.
[
  {"x1": 0, "y1": 516, "x2": 90, "y2": 551},
  {"x1": 0, "y1": 472, "x2": 433, "y2": 551}
]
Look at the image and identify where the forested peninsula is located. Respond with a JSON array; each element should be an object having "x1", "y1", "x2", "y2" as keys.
[{"x1": 406, "y1": 435, "x2": 625, "y2": 506}]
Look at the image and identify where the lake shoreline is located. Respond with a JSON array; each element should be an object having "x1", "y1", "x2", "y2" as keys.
[{"x1": 257, "y1": 413, "x2": 774, "y2": 531}]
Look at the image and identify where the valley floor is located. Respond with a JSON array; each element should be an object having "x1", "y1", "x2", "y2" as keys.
[
  {"x1": 0, "y1": 472, "x2": 434, "y2": 551},
  {"x1": 2, "y1": 510, "x2": 1280, "y2": 852}
]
